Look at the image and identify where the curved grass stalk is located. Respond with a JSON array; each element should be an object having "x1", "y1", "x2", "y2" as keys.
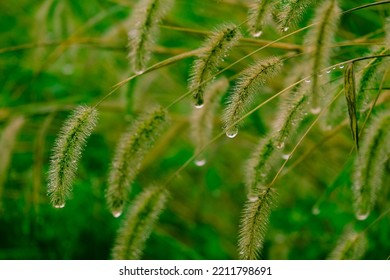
[
  {"x1": 111, "y1": 185, "x2": 168, "y2": 260},
  {"x1": 47, "y1": 106, "x2": 98, "y2": 208},
  {"x1": 106, "y1": 107, "x2": 169, "y2": 217}
]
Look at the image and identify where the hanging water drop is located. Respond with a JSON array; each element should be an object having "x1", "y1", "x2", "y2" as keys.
[
  {"x1": 276, "y1": 141, "x2": 285, "y2": 149},
  {"x1": 282, "y1": 153, "x2": 290, "y2": 160},
  {"x1": 226, "y1": 126, "x2": 238, "y2": 138},
  {"x1": 194, "y1": 157, "x2": 206, "y2": 167},
  {"x1": 326, "y1": 69, "x2": 331, "y2": 74},
  {"x1": 134, "y1": 68, "x2": 144, "y2": 75},
  {"x1": 252, "y1": 30, "x2": 263, "y2": 37},
  {"x1": 305, "y1": 78, "x2": 311, "y2": 83},
  {"x1": 310, "y1": 106, "x2": 321, "y2": 115},
  {"x1": 283, "y1": 26, "x2": 289, "y2": 32},
  {"x1": 356, "y1": 211, "x2": 369, "y2": 221},
  {"x1": 339, "y1": 64, "x2": 345, "y2": 69},
  {"x1": 248, "y1": 196, "x2": 258, "y2": 202},
  {"x1": 112, "y1": 209, "x2": 123, "y2": 218},
  {"x1": 54, "y1": 202, "x2": 65, "y2": 209},
  {"x1": 312, "y1": 206, "x2": 320, "y2": 215},
  {"x1": 194, "y1": 103, "x2": 204, "y2": 109}
]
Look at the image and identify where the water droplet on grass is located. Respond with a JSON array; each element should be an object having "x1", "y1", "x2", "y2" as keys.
[
  {"x1": 194, "y1": 103, "x2": 204, "y2": 109},
  {"x1": 310, "y1": 106, "x2": 321, "y2": 115},
  {"x1": 356, "y1": 211, "x2": 369, "y2": 221},
  {"x1": 312, "y1": 206, "x2": 320, "y2": 215},
  {"x1": 248, "y1": 196, "x2": 258, "y2": 202},
  {"x1": 276, "y1": 141, "x2": 285, "y2": 149},
  {"x1": 194, "y1": 157, "x2": 206, "y2": 166},
  {"x1": 226, "y1": 127, "x2": 238, "y2": 138},
  {"x1": 305, "y1": 78, "x2": 311, "y2": 83},
  {"x1": 339, "y1": 64, "x2": 345, "y2": 69},
  {"x1": 283, "y1": 26, "x2": 289, "y2": 32},
  {"x1": 112, "y1": 210, "x2": 123, "y2": 218},
  {"x1": 282, "y1": 153, "x2": 290, "y2": 160},
  {"x1": 54, "y1": 202, "x2": 65, "y2": 209},
  {"x1": 253, "y1": 30, "x2": 263, "y2": 37}
]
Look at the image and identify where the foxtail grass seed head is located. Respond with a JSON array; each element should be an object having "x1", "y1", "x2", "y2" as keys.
[
  {"x1": 304, "y1": 0, "x2": 340, "y2": 112},
  {"x1": 277, "y1": 0, "x2": 314, "y2": 32},
  {"x1": 223, "y1": 57, "x2": 282, "y2": 137},
  {"x1": 112, "y1": 186, "x2": 168, "y2": 260},
  {"x1": 239, "y1": 187, "x2": 275, "y2": 260},
  {"x1": 344, "y1": 63, "x2": 359, "y2": 151},
  {"x1": 191, "y1": 77, "x2": 229, "y2": 162},
  {"x1": 0, "y1": 116, "x2": 25, "y2": 209},
  {"x1": 248, "y1": 0, "x2": 274, "y2": 37},
  {"x1": 128, "y1": 0, "x2": 173, "y2": 74},
  {"x1": 245, "y1": 137, "x2": 275, "y2": 196},
  {"x1": 353, "y1": 112, "x2": 390, "y2": 220},
  {"x1": 47, "y1": 106, "x2": 98, "y2": 208},
  {"x1": 356, "y1": 48, "x2": 388, "y2": 112},
  {"x1": 106, "y1": 107, "x2": 169, "y2": 217},
  {"x1": 273, "y1": 91, "x2": 308, "y2": 149},
  {"x1": 189, "y1": 24, "x2": 241, "y2": 108},
  {"x1": 328, "y1": 227, "x2": 367, "y2": 260}
]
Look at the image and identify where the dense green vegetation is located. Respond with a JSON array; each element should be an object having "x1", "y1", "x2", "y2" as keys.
[{"x1": 0, "y1": 0, "x2": 389, "y2": 260}]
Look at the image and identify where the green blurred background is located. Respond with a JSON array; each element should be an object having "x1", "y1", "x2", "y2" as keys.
[{"x1": 0, "y1": 0, "x2": 389, "y2": 259}]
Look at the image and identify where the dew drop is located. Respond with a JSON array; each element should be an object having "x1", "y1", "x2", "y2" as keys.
[
  {"x1": 312, "y1": 206, "x2": 320, "y2": 215},
  {"x1": 226, "y1": 127, "x2": 238, "y2": 138},
  {"x1": 282, "y1": 153, "x2": 290, "y2": 160},
  {"x1": 326, "y1": 69, "x2": 331, "y2": 74},
  {"x1": 283, "y1": 26, "x2": 289, "y2": 32},
  {"x1": 305, "y1": 78, "x2": 311, "y2": 83},
  {"x1": 339, "y1": 64, "x2": 345, "y2": 69},
  {"x1": 248, "y1": 196, "x2": 258, "y2": 202},
  {"x1": 318, "y1": 72, "x2": 323, "y2": 77},
  {"x1": 252, "y1": 30, "x2": 263, "y2": 37},
  {"x1": 356, "y1": 211, "x2": 369, "y2": 221},
  {"x1": 194, "y1": 103, "x2": 204, "y2": 109},
  {"x1": 310, "y1": 106, "x2": 321, "y2": 115},
  {"x1": 194, "y1": 157, "x2": 206, "y2": 167},
  {"x1": 112, "y1": 210, "x2": 123, "y2": 218},
  {"x1": 332, "y1": 67, "x2": 336, "y2": 70},
  {"x1": 276, "y1": 141, "x2": 285, "y2": 149},
  {"x1": 134, "y1": 69, "x2": 144, "y2": 75},
  {"x1": 54, "y1": 202, "x2": 65, "y2": 209}
]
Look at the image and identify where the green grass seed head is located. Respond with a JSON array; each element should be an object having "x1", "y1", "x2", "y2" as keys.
[
  {"x1": 106, "y1": 106, "x2": 169, "y2": 218},
  {"x1": 189, "y1": 24, "x2": 241, "y2": 108},
  {"x1": 47, "y1": 106, "x2": 98, "y2": 208},
  {"x1": 111, "y1": 186, "x2": 168, "y2": 260}
]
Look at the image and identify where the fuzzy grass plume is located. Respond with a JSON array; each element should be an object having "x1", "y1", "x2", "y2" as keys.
[
  {"x1": 353, "y1": 112, "x2": 390, "y2": 220},
  {"x1": 238, "y1": 186, "x2": 275, "y2": 260},
  {"x1": 328, "y1": 227, "x2": 367, "y2": 260},
  {"x1": 304, "y1": 0, "x2": 340, "y2": 112},
  {"x1": 277, "y1": 0, "x2": 314, "y2": 32},
  {"x1": 47, "y1": 106, "x2": 98, "y2": 208},
  {"x1": 356, "y1": 48, "x2": 389, "y2": 112},
  {"x1": 191, "y1": 77, "x2": 229, "y2": 164},
  {"x1": 106, "y1": 107, "x2": 168, "y2": 218},
  {"x1": 245, "y1": 137, "x2": 276, "y2": 196},
  {"x1": 128, "y1": 0, "x2": 173, "y2": 74},
  {"x1": 223, "y1": 57, "x2": 282, "y2": 138},
  {"x1": 247, "y1": 0, "x2": 274, "y2": 37},
  {"x1": 189, "y1": 24, "x2": 241, "y2": 108},
  {"x1": 0, "y1": 116, "x2": 25, "y2": 209},
  {"x1": 273, "y1": 90, "x2": 308, "y2": 150},
  {"x1": 111, "y1": 185, "x2": 168, "y2": 260}
]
